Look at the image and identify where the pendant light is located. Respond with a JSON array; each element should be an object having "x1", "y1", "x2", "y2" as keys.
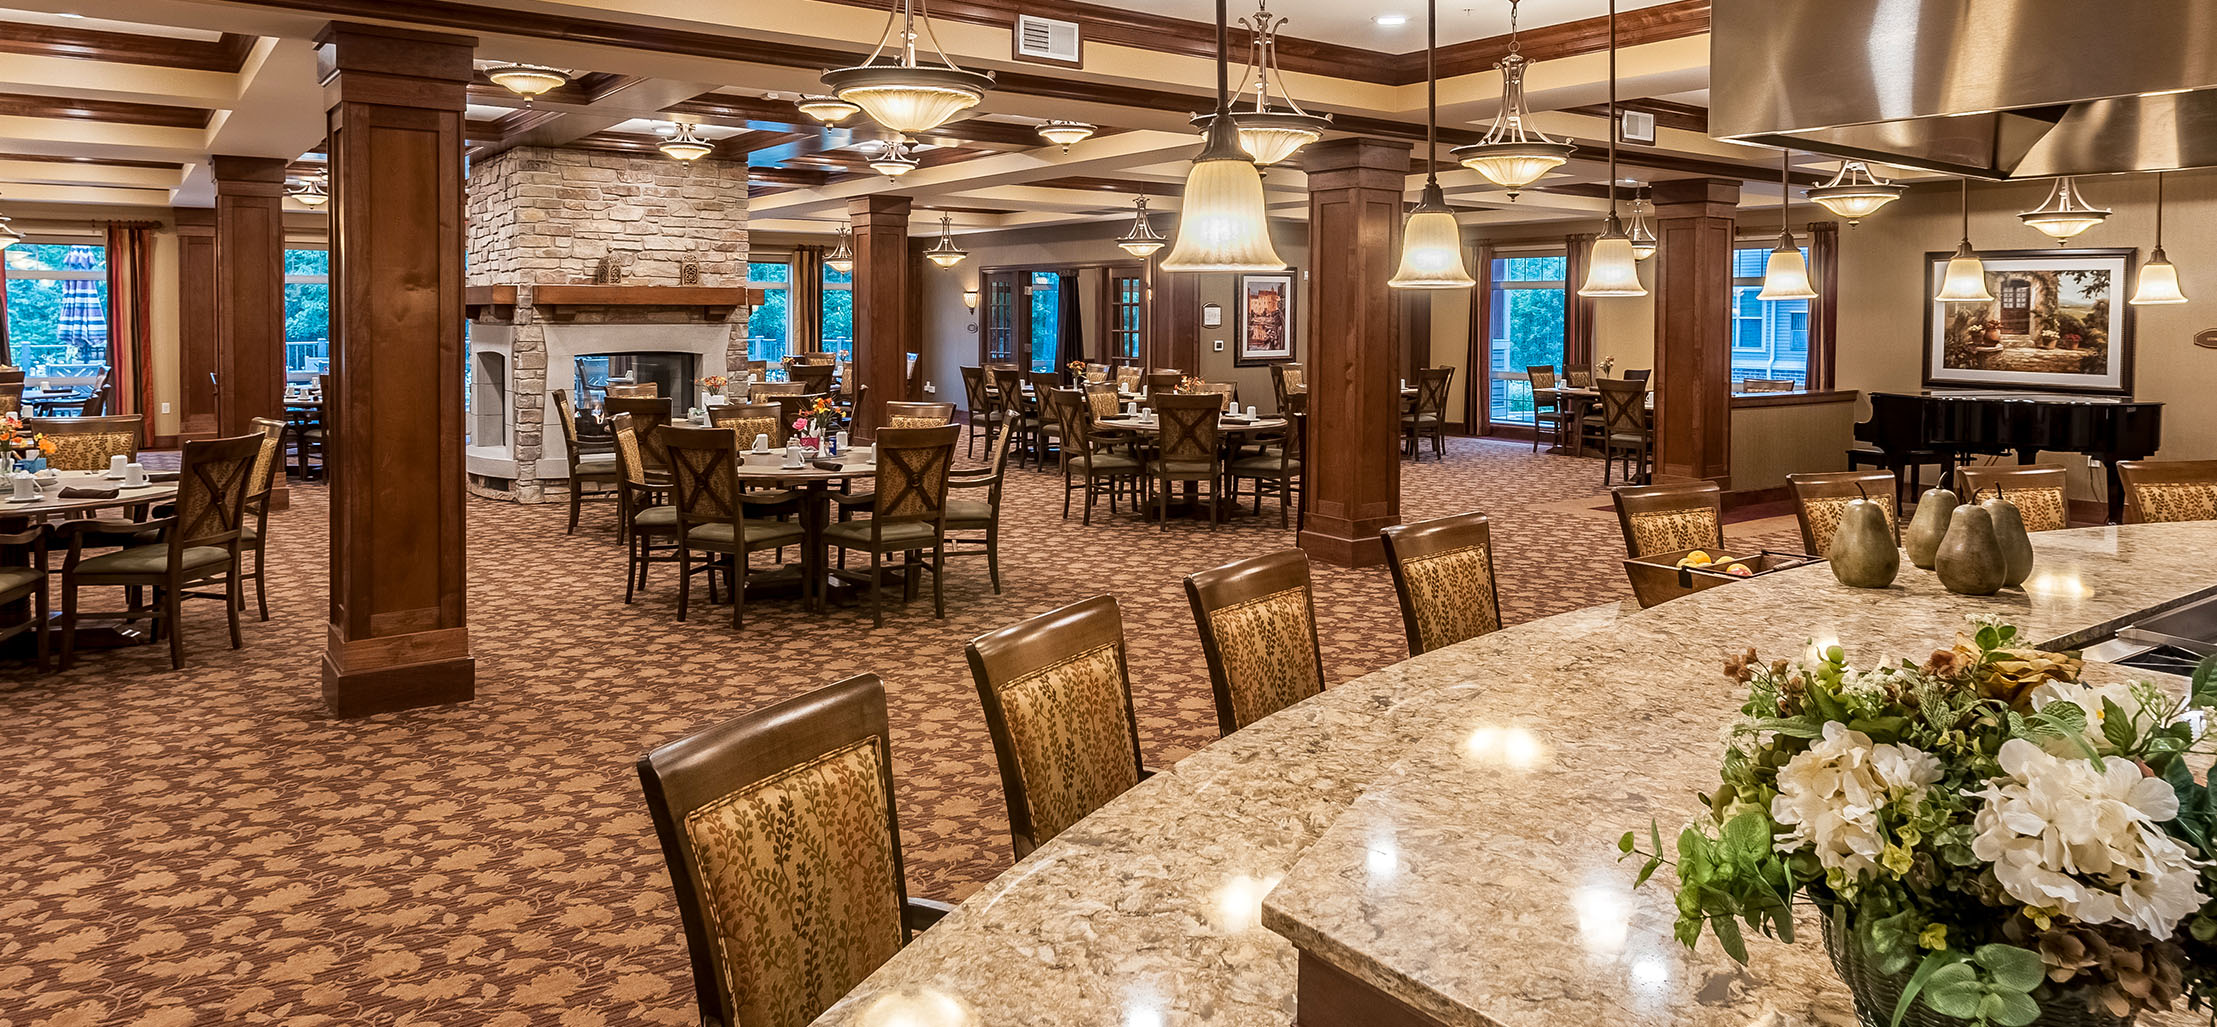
[
  {"x1": 1451, "y1": 0, "x2": 1575, "y2": 199},
  {"x1": 821, "y1": 0, "x2": 993, "y2": 136},
  {"x1": 486, "y1": 64, "x2": 569, "y2": 100},
  {"x1": 1756, "y1": 150, "x2": 1816, "y2": 300},
  {"x1": 1160, "y1": 0, "x2": 1285, "y2": 273},
  {"x1": 1627, "y1": 186, "x2": 1658, "y2": 261},
  {"x1": 826, "y1": 224, "x2": 855, "y2": 274},
  {"x1": 1808, "y1": 160, "x2": 1904, "y2": 225},
  {"x1": 1576, "y1": 0, "x2": 1643, "y2": 298},
  {"x1": 796, "y1": 95, "x2": 862, "y2": 125},
  {"x1": 1036, "y1": 121, "x2": 1097, "y2": 153},
  {"x1": 2019, "y1": 176, "x2": 2110, "y2": 243},
  {"x1": 287, "y1": 173, "x2": 330, "y2": 208},
  {"x1": 1389, "y1": 0, "x2": 1474, "y2": 290},
  {"x1": 1189, "y1": 1, "x2": 1331, "y2": 167},
  {"x1": 867, "y1": 138, "x2": 920, "y2": 178},
  {"x1": 658, "y1": 123, "x2": 715, "y2": 162},
  {"x1": 1935, "y1": 178, "x2": 1994, "y2": 303},
  {"x1": 2130, "y1": 172, "x2": 2187, "y2": 305},
  {"x1": 0, "y1": 215, "x2": 23, "y2": 251},
  {"x1": 1116, "y1": 196, "x2": 1169, "y2": 257},
  {"x1": 925, "y1": 214, "x2": 969, "y2": 269}
]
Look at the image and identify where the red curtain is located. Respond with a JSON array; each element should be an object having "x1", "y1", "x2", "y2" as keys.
[
  {"x1": 791, "y1": 245, "x2": 824, "y2": 354},
  {"x1": 104, "y1": 221, "x2": 157, "y2": 442},
  {"x1": 1469, "y1": 242, "x2": 1496, "y2": 434},
  {"x1": 1561, "y1": 232, "x2": 1597, "y2": 367},
  {"x1": 1806, "y1": 221, "x2": 1840, "y2": 390}
]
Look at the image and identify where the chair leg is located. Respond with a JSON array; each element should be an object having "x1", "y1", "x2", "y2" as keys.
[
  {"x1": 730, "y1": 551, "x2": 746, "y2": 630},
  {"x1": 226, "y1": 565, "x2": 244, "y2": 650},
  {"x1": 253, "y1": 546, "x2": 270, "y2": 622},
  {"x1": 870, "y1": 551, "x2": 884, "y2": 629},
  {"x1": 986, "y1": 523, "x2": 1002, "y2": 594},
  {"x1": 165, "y1": 586, "x2": 185, "y2": 669},
  {"x1": 567, "y1": 481, "x2": 582, "y2": 534},
  {"x1": 1280, "y1": 477, "x2": 1290, "y2": 528},
  {"x1": 932, "y1": 540, "x2": 946, "y2": 620},
  {"x1": 676, "y1": 548, "x2": 692, "y2": 622},
  {"x1": 59, "y1": 577, "x2": 77, "y2": 670},
  {"x1": 624, "y1": 531, "x2": 639, "y2": 604},
  {"x1": 1158, "y1": 474, "x2": 1170, "y2": 530}
]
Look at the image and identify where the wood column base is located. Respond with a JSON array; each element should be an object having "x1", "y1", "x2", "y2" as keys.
[
  {"x1": 1299, "y1": 518, "x2": 1390, "y2": 568},
  {"x1": 321, "y1": 627, "x2": 475, "y2": 717},
  {"x1": 1292, "y1": 951, "x2": 1448, "y2": 1027}
]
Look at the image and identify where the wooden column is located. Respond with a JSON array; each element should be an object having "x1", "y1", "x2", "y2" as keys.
[
  {"x1": 210, "y1": 156, "x2": 286, "y2": 439},
  {"x1": 1146, "y1": 264, "x2": 1199, "y2": 371},
  {"x1": 317, "y1": 21, "x2": 476, "y2": 717},
  {"x1": 848, "y1": 194, "x2": 911, "y2": 435},
  {"x1": 1298, "y1": 137, "x2": 1410, "y2": 568},
  {"x1": 172, "y1": 209, "x2": 219, "y2": 442},
  {"x1": 1649, "y1": 178, "x2": 1739, "y2": 485}
]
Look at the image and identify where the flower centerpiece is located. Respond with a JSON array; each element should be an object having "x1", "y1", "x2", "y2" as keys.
[
  {"x1": 699, "y1": 374, "x2": 731, "y2": 397},
  {"x1": 1622, "y1": 618, "x2": 2217, "y2": 1027},
  {"x1": 2, "y1": 412, "x2": 55, "y2": 474},
  {"x1": 1177, "y1": 375, "x2": 1208, "y2": 395},
  {"x1": 1067, "y1": 359, "x2": 1088, "y2": 385},
  {"x1": 792, "y1": 396, "x2": 844, "y2": 452},
  {"x1": 1600, "y1": 356, "x2": 1617, "y2": 377}
]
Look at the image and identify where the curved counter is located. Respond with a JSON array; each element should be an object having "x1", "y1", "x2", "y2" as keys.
[{"x1": 819, "y1": 523, "x2": 2217, "y2": 1027}]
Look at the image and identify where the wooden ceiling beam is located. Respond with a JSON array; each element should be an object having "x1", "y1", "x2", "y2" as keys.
[
  {"x1": 0, "y1": 23, "x2": 254, "y2": 73},
  {"x1": 0, "y1": 90, "x2": 210, "y2": 129}
]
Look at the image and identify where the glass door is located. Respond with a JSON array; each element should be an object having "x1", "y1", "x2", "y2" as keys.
[
  {"x1": 1485, "y1": 254, "x2": 1567, "y2": 427},
  {"x1": 981, "y1": 271, "x2": 1021, "y2": 366},
  {"x1": 1027, "y1": 272, "x2": 1063, "y2": 373}
]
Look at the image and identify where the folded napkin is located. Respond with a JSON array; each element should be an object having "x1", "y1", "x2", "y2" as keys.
[
  {"x1": 148, "y1": 471, "x2": 180, "y2": 483},
  {"x1": 60, "y1": 486, "x2": 119, "y2": 499},
  {"x1": 810, "y1": 459, "x2": 849, "y2": 471}
]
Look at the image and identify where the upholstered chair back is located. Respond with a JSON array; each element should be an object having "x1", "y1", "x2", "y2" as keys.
[
  {"x1": 2118, "y1": 460, "x2": 2217, "y2": 524},
  {"x1": 1380, "y1": 512, "x2": 1504, "y2": 657},
  {"x1": 1184, "y1": 549, "x2": 1326, "y2": 737},
  {"x1": 1786, "y1": 470, "x2": 1901, "y2": 554},
  {"x1": 1612, "y1": 480, "x2": 1726, "y2": 559},
  {"x1": 1955, "y1": 465, "x2": 2070, "y2": 532},
  {"x1": 26, "y1": 414, "x2": 140, "y2": 470}
]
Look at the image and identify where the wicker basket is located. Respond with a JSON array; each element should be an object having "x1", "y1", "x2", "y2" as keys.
[{"x1": 1819, "y1": 911, "x2": 2132, "y2": 1027}]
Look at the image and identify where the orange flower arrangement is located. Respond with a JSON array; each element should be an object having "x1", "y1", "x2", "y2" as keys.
[{"x1": 698, "y1": 374, "x2": 731, "y2": 391}]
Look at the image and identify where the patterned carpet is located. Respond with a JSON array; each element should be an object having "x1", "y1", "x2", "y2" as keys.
[{"x1": 0, "y1": 438, "x2": 1799, "y2": 1026}]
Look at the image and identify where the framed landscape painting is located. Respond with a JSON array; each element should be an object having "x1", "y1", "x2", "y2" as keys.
[
  {"x1": 1923, "y1": 248, "x2": 2135, "y2": 394},
  {"x1": 1236, "y1": 272, "x2": 1296, "y2": 366}
]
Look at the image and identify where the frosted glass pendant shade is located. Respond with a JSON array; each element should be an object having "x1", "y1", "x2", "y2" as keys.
[
  {"x1": 1388, "y1": 185, "x2": 1474, "y2": 290},
  {"x1": 821, "y1": 66, "x2": 991, "y2": 135},
  {"x1": 2130, "y1": 248, "x2": 2187, "y2": 305},
  {"x1": 1160, "y1": 156, "x2": 1282, "y2": 273},
  {"x1": 1756, "y1": 238, "x2": 1816, "y2": 300},
  {"x1": 1935, "y1": 241, "x2": 1994, "y2": 302},
  {"x1": 1578, "y1": 227, "x2": 1645, "y2": 297}
]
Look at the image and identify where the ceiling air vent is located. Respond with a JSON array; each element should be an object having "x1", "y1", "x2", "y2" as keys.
[
  {"x1": 1014, "y1": 14, "x2": 1081, "y2": 66},
  {"x1": 1618, "y1": 110, "x2": 1656, "y2": 146}
]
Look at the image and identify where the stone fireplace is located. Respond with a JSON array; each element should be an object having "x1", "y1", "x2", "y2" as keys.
[{"x1": 463, "y1": 145, "x2": 751, "y2": 502}]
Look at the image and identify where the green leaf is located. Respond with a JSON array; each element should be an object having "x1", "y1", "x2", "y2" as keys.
[
  {"x1": 1992, "y1": 990, "x2": 2042, "y2": 1027},
  {"x1": 2101, "y1": 697, "x2": 2138, "y2": 751},
  {"x1": 2192, "y1": 654, "x2": 2217, "y2": 709},
  {"x1": 1619, "y1": 831, "x2": 1636, "y2": 853},
  {"x1": 1890, "y1": 952, "x2": 1958, "y2": 1027},
  {"x1": 1922, "y1": 963, "x2": 1983, "y2": 1019},
  {"x1": 1633, "y1": 857, "x2": 1661, "y2": 888},
  {"x1": 1973, "y1": 944, "x2": 2046, "y2": 993},
  {"x1": 1709, "y1": 909, "x2": 1748, "y2": 963},
  {"x1": 1722, "y1": 811, "x2": 1771, "y2": 863}
]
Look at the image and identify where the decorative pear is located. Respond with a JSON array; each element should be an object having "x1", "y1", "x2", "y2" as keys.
[
  {"x1": 1982, "y1": 488, "x2": 2035, "y2": 588},
  {"x1": 1827, "y1": 487, "x2": 1900, "y2": 588},
  {"x1": 1935, "y1": 504, "x2": 2006, "y2": 596},
  {"x1": 1904, "y1": 487, "x2": 1959, "y2": 569}
]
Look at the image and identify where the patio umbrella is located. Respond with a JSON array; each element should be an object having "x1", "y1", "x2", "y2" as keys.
[{"x1": 57, "y1": 244, "x2": 106, "y2": 364}]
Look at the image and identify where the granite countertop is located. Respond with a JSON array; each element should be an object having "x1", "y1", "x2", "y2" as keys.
[{"x1": 817, "y1": 523, "x2": 2217, "y2": 1027}]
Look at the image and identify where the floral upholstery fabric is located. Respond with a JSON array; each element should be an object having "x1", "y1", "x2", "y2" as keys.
[
  {"x1": 681, "y1": 739, "x2": 904, "y2": 1027},
  {"x1": 889, "y1": 416, "x2": 946, "y2": 429},
  {"x1": 997, "y1": 642, "x2": 1140, "y2": 844},
  {"x1": 1626, "y1": 508, "x2": 1722, "y2": 558},
  {"x1": 1970, "y1": 486, "x2": 2068, "y2": 532},
  {"x1": 44, "y1": 430, "x2": 134, "y2": 471},
  {"x1": 1205, "y1": 587, "x2": 1323, "y2": 731},
  {"x1": 1398, "y1": 544, "x2": 1501, "y2": 653},
  {"x1": 710, "y1": 415, "x2": 781, "y2": 448},
  {"x1": 2134, "y1": 483, "x2": 2217, "y2": 524},
  {"x1": 1800, "y1": 497, "x2": 1897, "y2": 554}
]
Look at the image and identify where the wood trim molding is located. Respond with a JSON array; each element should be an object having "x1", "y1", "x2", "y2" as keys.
[
  {"x1": 0, "y1": 24, "x2": 254, "y2": 73},
  {"x1": 0, "y1": 91, "x2": 210, "y2": 129},
  {"x1": 1563, "y1": 97, "x2": 1711, "y2": 134}
]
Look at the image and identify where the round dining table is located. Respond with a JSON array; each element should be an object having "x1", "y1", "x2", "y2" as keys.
[
  {"x1": 1092, "y1": 414, "x2": 1290, "y2": 523},
  {"x1": 728, "y1": 451, "x2": 877, "y2": 607},
  {"x1": 0, "y1": 469, "x2": 180, "y2": 521}
]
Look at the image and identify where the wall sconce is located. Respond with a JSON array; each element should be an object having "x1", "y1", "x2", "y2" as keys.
[{"x1": 962, "y1": 287, "x2": 979, "y2": 311}]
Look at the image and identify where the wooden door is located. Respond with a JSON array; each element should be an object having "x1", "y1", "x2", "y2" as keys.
[
  {"x1": 1107, "y1": 267, "x2": 1145, "y2": 367},
  {"x1": 981, "y1": 271, "x2": 1022, "y2": 366}
]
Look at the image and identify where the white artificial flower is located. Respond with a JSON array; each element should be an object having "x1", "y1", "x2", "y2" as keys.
[
  {"x1": 2028, "y1": 680, "x2": 2173, "y2": 757},
  {"x1": 1972, "y1": 738, "x2": 2204, "y2": 937},
  {"x1": 1771, "y1": 722, "x2": 1944, "y2": 880}
]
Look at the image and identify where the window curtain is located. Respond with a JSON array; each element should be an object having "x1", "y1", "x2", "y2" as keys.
[
  {"x1": 104, "y1": 221, "x2": 158, "y2": 441},
  {"x1": 1468, "y1": 242, "x2": 1495, "y2": 434},
  {"x1": 791, "y1": 245, "x2": 824, "y2": 354},
  {"x1": 1806, "y1": 220, "x2": 1840, "y2": 390},
  {"x1": 1561, "y1": 232, "x2": 1596, "y2": 368},
  {"x1": 1055, "y1": 272, "x2": 1082, "y2": 374}
]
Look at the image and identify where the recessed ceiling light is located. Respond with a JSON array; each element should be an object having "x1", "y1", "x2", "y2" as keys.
[
  {"x1": 56, "y1": 11, "x2": 87, "y2": 18},
  {"x1": 1373, "y1": 13, "x2": 1410, "y2": 26}
]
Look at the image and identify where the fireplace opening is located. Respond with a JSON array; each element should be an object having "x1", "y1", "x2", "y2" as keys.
[
  {"x1": 471, "y1": 349, "x2": 508, "y2": 448},
  {"x1": 576, "y1": 352, "x2": 699, "y2": 413}
]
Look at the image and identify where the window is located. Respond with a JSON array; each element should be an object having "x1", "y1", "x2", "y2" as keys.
[
  {"x1": 1028, "y1": 272, "x2": 1061, "y2": 373},
  {"x1": 1109, "y1": 270, "x2": 1143, "y2": 363},
  {"x1": 1729, "y1": 246, "x2": 1812, "y2": 388},
  {"x1": 747, "y1": 261, "x2": 791, "y2": 363},
  {"x1": 284, "y1": 249, "x2": 330, "y2": 384},
  {"x1": 821, "y1": 265, "x2": 852, "y2": 362},
  {"x1": 4, "y1": 242, "x2": 108, "y2": 387},
  {"x1": 1485, "y1": 254, "x2": 1567, "y2": 426}
]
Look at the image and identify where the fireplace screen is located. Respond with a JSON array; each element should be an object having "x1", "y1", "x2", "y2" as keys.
[{"x1": 574, "y1": 352, "x2": 699, "y2": 412}]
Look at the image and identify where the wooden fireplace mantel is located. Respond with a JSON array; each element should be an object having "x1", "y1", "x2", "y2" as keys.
[
  {"x1": 526, "y1": 284, "x2": 763, "y2": 321},
  {"x1": 463, "y1": 285, "x2": 517, "y2": 320}
]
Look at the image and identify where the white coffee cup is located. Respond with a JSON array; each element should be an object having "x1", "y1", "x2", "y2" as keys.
[
  {"x1": 783, "y1": 443, "x2": 804, "y2": 468},
  {"x1": 11, "y1": 472, "x2": 36, "y2": 501},
  {"x1": 1125, "y1": 402, "x2": 1139, "y2": 416},
  {"x1": 125, "y1": 462, "x2": 148, "y2": 487},
  {"x1": 752, "y1": 433, "x2": 771, "y2": 453},
  {"x1": 109, "y1": 454, "x2": 128, "y2": 477},
  {"x1": 835, "y1": 431, "x2": 850, "y2": 452},
  {"x1": 1245, "y1": 404, "x2": 1258, "y2": 418}
]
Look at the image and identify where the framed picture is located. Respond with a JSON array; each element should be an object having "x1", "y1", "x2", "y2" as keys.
[
  {"x1": 1922, "y1": 248, "x2": 2135, "y2": 394},
  {"x1": 1236, "y1": 272, "x2": 1296, "y2": 366}
]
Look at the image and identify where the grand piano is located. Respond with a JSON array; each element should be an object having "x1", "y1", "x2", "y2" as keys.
[{"x1": 1853, "y1": 391, "x2": 2163, "y2": 524}]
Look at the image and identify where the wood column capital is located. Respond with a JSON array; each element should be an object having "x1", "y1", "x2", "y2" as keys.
[
  {"x1": 210, "y1": 156, "x2": 288, "y2": 194},
  {"x1": 315, "y1": 22, "x2": 475, "y2": 111},
  {"x1": 1300, "y1": 137, "x2": 1414, "y2": 191},
  {"x1": 1650, "y1": 177, "x2": 1741, "y2": 221},
  {"x1": 848, "y1": 194, "x2": 913, "y2": 223}
]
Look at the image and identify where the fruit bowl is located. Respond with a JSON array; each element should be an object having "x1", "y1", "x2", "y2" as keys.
[{"x1": 1621, "y1": 548, "x2": 1821, "y2": 608}]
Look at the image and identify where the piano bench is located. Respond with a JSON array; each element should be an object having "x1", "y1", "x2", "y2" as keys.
[{"x1": 1846, "y1": 447, "x2": 1951, "y2": 505}]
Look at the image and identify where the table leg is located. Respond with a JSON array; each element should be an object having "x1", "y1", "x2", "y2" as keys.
[{"x1": 800, "y1": 480, "x2": 828, "y2": 609}]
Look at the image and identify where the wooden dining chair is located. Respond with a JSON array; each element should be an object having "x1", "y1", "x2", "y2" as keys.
[
  {"x1": 1023, "y1": 371, "x2": 1063, "y2": 465},
  {"x1": 1380, "y1": 511, "x2": 1504, "y2": 657},
  {"x1": 967, "y1": 594, "x2": 1150, "y2": 859},
  {"x1": 658, "y1": 424, "x2": 806, "y2": 629},
  {"x1": 234, "y1": 417, "x2": 287, "y2": 621},
  {"x1": 605, "y1": 382, "x2": 659, "y2": 399},
  {"x1": 884, "y1": 401, "x2": 955, "y2": 427},
  {"x1": 76, "y1": 367, "x2": 113, "y2": 416},
  {"x1": 603, "y1": 395, "x2": 674, "y2": 472},
  {"x1": 1230, "y1": 409, "x2": 1303, "y2": 528},
  {"x1": 2117, "y1": 460, "x2": 2217, "y2": 524},
  {"x1": 1084, "y1": 382, "x2": 1123, "y2": 423},
  {"x1": 746, "y1": 381, "x2": 806, "y2": 403},
  {"x1": 1148, "y1": 393, "x2": 1227, "y2": 531},
  {"x1": 1200, "y1": 382, "x2": 1238, "y2": 411},
  {"x1": 26, "y1": 414, "x2": 140, "y2": 470},
  {"x1": 0, "y1": 518, "x2": 51, "y2": 672},
  {"x1": 1563, "y1": 365, "x2": 1594, "y2": 388},
  {"x1": 0, "y1": 365, "x2": 23, "y2": 418},
  {"x1": 60, "y1": 433, "x2": 259, "y2": 670},
  {"x1": 1143, "y1": 370, "x2": 1182, "y2": 396},
  {"x1": 1401, "y1": 367, "x2": 1454, "y2": 461},
  {"x1": 1114, "y1": 365, "x2": 1143, "y2": 392},
  {"x1": 1526, "y1": 365, "x2": 1563, "y2": 453},
  {"x1": 1954, "y1": 464, "x2": 2070, "y2": 531},
  {"x1": 1786, "y1": 470, "x2": 1900, "y2": 555},
  {"x1": 987, "y1": 367, "x2": 1031, "y2": 468},
  {"x1": 1268, "y1": 362, "x2": 1305, "y2": 413},
  {"x1": 1054, "y1": 389, "x2": 1143, "y2": 525},
  {"x1": 1597, "y1": 378, "x2": 1653, "y2": 485},
  {"x1": 637, "y1": 674, "x2": 952, "y2": 1027},
  {"x1": 945, "y1": 410, "x2": 1018, "y2": 593},
  {"x1": 959, "y1": 366, "x2": 999, "y2": 457},
  {"x1": 824, "y1": 424, "x2": 959, "y2": 628},
  {"x1": 705, "y1": 401, "x2": 785, "y2": 446},
  {"x1": 1740, "y1": 378, "x2": 1797, "y2": 393},
  {"x1": 1184, "y1": 549, "x2": 1327, "y2": 737},
  {"x1": 1612, "y1": 480, "x2": 1725, "y2": 559},
  {"x1": 1624, "y1": 368, "x2": 1652, "y2": 384},
  {"x1": 553, "y1": 389, "x2": 620, "y2": 534},
  {"x1": 610, "y1": 415, "x2": 677, "y2": 603},
  {"x1": 791, "y1": 363, "x2": 836, "y2": 395}
]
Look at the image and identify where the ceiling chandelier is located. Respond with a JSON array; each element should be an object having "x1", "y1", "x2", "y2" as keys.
[
  {"x1": 1189, "y1": 0, "x2": 1331, "y2": 167},
  {"x1": 924, "y1": 214, "x2": 968, "y2": 269},
  {"x1": 1116, "y1": 196, "x2": 1168, "y2": 257},
  {"x1": 867, "y1": 138, "x2": 920, "y2": 178},
  {"x1": 485, "y1": 64, "x2": 569, "y2": 100},
  {"x1": 1627, "y1": 185, "x2": 1657, "y2": 261},
  {"x1": 1160, "y1": 0, "x2": 1285, "y2": 272},
  {"x1": 1037, "y1": 121, "x2": 1097, "y2": 153},
  {"x1": 1452, "y1": 0, "x2": 1575, "y2": 199},
  {"x1": 2130, "y1": 172, "x2": 2186, "y2": 306},
  {"x1": 1389, "y1": 0, "x2": 1474, "y2": 290},
  {"x1": 1807, "y1": 160, "x2": 1903, "y2": 225},
  {"x1": 1575, "y1": 0, "x2": 1642, "y2": 297},
  {"x1": 821, "y1": 0, "x2": 993, "y2": 136},
  {"x1": 288, "y1": 173, "x2": 329, "y2": 208},
  {"x1": 826, "y1": 224, "x2": 855, "y2": 274},
  {"x1": 658, "y1": 123, "x2": 715, "y2": 161},
  {"x1": 0, "y1": 214, "x2": 21, "y2": 252},
  {"x1": 1756, "y1": 150, "x2": 1816, "y2": 301},
  {"x1": 1935, "y1": 178, "x2": 1993, "y2": 303},
  {"x1": 796, "y1": 95, "x2": 862, "y2": 125},
  {"x1": 2018, "y1": 176, "x2": 2111, "y2": 243}
]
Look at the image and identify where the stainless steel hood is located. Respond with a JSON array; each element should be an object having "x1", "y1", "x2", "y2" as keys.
[{"x1": 1709, "y1": 0, "x2": 2217, "y2": 179}]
